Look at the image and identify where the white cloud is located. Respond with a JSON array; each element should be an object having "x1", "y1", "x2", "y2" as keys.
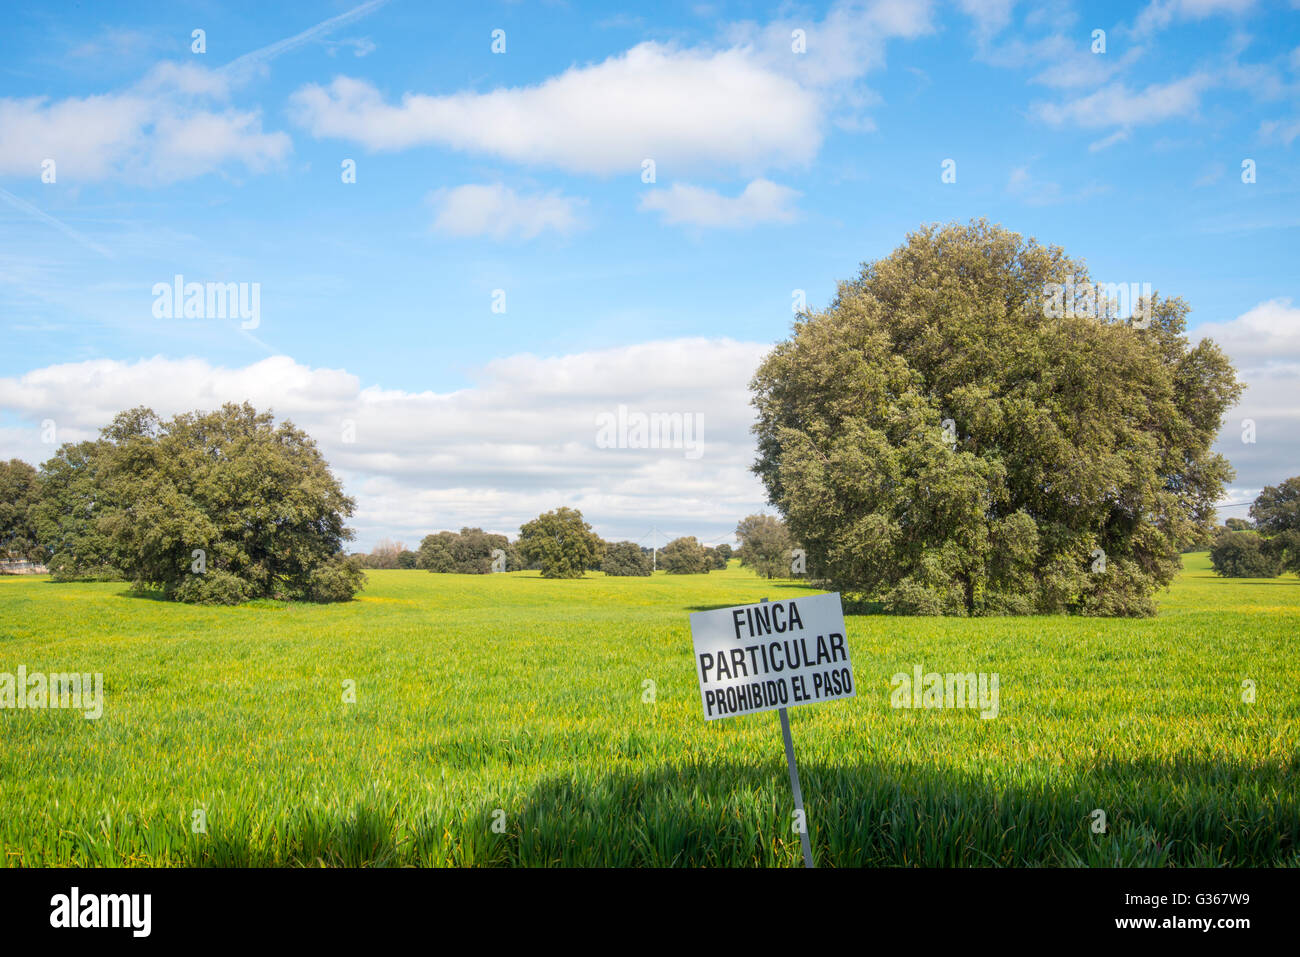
[
  {"x1": 1033, "y1": 74, "x2": 1211, "y2": 128},
  {"x1": 3, "y1": 314, "x2": 1294, "y2": 546},
  {"x1": 0, "y1": 62, "x2": 289, "y2": 183},
  {"x1": 639, "y1": 178, "x2": 800, "y2": 227},
  {"x1": 289, "y1": 43, "x2": 821, "y2": 176},
  {"x1": 0, "y1": 2, "x2": 394, "y2": 184},
  {"x1": 1132, "y1": 0, "x2": 1255, "y2": 36},
  {"x1": 725, "y1": 0, "x2": 934, "y2": 87},
  {"x1": 0, "y1": 340, "x2": 773, "y2": 549},
  {"x1": 954, "y1": 0, "x2": 1019, "y2": 42},
  {"x1": 1194, "y1": 298, "x2": 1300, "y2": 362},
  {"x1": 1196, "y1": 299, "x2": 1300, "y2": 499},
  {"x1": 428, "y1": 184, "x2": 585, "y2": 239},
  {"x1": 968, "y1": 30, "x2": 1145, "y2": 93},
  {"x1": 1088, "y1": 129, "x2": 1131, "y2": 151},
  {"x1": 1259, "y1": 116, "x2": 1300, "y2": 145},
  {"x1": 290, "y1": 1, "x2": 933, "y2": 174},
  {"x1": 723, "y1": 0, "x2": 933, "y2": 129}
]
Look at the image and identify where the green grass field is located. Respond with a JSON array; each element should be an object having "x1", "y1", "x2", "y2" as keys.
[{"x1": 1, "y1": 553, "x2": 1297, "y2": 867}]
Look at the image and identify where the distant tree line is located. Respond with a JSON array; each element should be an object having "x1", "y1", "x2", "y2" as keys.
[
  {"x1": 354, "y1": 539, "x2": 419, "y2": 569},
  {"x1": 1209, "y1": 478, "x2": 1300, "y2": 578},
  {"x1": 350, "y1": 508, "x2": 749, "y2": 579}
]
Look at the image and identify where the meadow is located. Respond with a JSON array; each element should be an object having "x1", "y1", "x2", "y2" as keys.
[{"x1": 1, "y1": 553, "x2": 1297, "y2": 867}]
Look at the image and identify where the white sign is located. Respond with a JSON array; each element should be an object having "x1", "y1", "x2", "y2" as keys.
[{"x1": 689, "y1": 593, "x2": 854, "y2": 720}]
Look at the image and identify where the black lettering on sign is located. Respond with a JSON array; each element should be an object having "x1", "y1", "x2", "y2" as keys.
[
  {"x1": 816, "y1": 634, "x2": 831, "y2": 664},
  {"x1": 732, "y1": 600, "x2": 804, "y2": 641},
  {"x1": 699, "y1": 652, "x2": 715, "y2": 682}
]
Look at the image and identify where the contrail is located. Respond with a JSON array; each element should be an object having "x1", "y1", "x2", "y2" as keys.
[
  {"x1": 0, "y1": 187, "x2": 113, "y2": 259},
  {"x1": 238, "y1": 326, "x2": 278, "y2": 355},
  {"x1": 220, "y1": 0, "x2": 388, "y2": 77}
]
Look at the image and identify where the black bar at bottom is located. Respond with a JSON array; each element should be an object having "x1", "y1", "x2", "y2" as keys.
[{"x1": 0, "y1": 866, "x2": 1288, "y2": 944}]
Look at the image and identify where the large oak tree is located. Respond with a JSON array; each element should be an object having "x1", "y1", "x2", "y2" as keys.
[
  {"x1": 750, "y1": 220, "x2": 1241, "y2": 616},
  {"x1": 65, "y1": 403, "x2": 363, "y2": 603}
]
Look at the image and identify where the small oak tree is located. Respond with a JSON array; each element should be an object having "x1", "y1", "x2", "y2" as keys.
[{"x1": 517, "y1": 507, "x2": 601, "y2": 578}]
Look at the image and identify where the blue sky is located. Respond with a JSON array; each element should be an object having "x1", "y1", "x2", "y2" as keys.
[{"x1": 1, "y1": 0, "x2": 1298, "y2": 550}]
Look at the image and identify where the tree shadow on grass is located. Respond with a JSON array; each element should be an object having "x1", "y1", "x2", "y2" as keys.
[
  {"x1": 1200, "y1": 579, "x2": 1299, "y2": 586},
  {"x1": 172, "y1": 751, "x2": 1298, "y2": 867},
  {"x1": 476, "y1": 752, "x2": 1300, "y2": 868},
  {"x1": 112, "y1": 586, "x2": 169, "y2": 602}
]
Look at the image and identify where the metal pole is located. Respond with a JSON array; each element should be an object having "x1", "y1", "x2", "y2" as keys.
[
  {"x1": 779, "y1": 706, "x2": 814, "y2": 868},
  {"x1": 763, "y1": 598, "x2": 814, "y2": 868}
]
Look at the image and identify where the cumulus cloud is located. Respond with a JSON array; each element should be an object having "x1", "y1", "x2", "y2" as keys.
[
  {"x1": 0, "y1": 340, "x2": 773, "y2": 549},
  {"x1": 638, "y1": 178, "x2": 800, "y2": 227},
  {"x1": 3, "y1": 310, "x2": 1294, "y2": 544},
  {"x1": 1196, "y1": 299, "x2": 1300, "y2": 502},
  {"x1": 1195, "y1": 298, "x2": 1300, "y2": 363},
  {"x1": 289, "y1": 44, "x2": 821, "y2": 176},
  {"x1": 0, "y1": 1, "x2": 394, "y2": 184},
  {"x1": 428, "y1": 183, "x2": 585, "y2": 239},
  {"x1": 290, "y1": 1, "x2": 933, "y2": 175},
  {"x1": 0, "y1": 62, "x2": 289, "y2": 183}
]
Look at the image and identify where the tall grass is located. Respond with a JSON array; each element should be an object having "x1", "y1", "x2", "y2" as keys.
[{"x1": 1, "y1": 553, "x2": 1296, "y2": 866}]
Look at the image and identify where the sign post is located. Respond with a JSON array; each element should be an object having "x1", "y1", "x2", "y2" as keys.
[
  {"x1": 688, "y1": 592, "x2": 854, "y2": 869},
  {"x1": 777, "y1": 690, "x2": 815, "y2": 868}
]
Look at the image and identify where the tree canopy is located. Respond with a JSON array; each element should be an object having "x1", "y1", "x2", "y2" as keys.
[
  {"x1": 516, "y1": 507, "x2": 601, "y2": 578},
  {"x1": 659, "y1": 536, "x2": 711, "y2": 574},
  {"x1": 36, "y1": 403, "x2": 364, "y2": 603},
  {"x1": 750, "y1": 220, "x2": 1242, "y2": 616},
  {"x1": 601, "y1": 540, "x2": 653, "y2": 576},
  {"x1": 735, "y1": 514, "x2": 794, "y2": 579},
  {"x1": 1209, "y1": 529, "x2": 1281, "y2": 579},
  {"x1": 1247, "y1": 476, "x2": 1300, "y2": 576},
  {"x1": 0, "y1": 459, "x2": 44, "y2": 565},
  {"x1": 416, "y1": 527, "x2": 519, "y2": 573},
  {"x1": 32, "y1": 441, "x2": 123, "y2": 580}
]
